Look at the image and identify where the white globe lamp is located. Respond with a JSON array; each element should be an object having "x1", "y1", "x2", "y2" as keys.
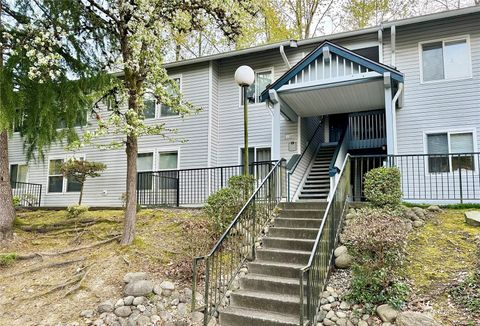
[{"x1": 234, "y1": 65, "x2": 255, "y2": 86}]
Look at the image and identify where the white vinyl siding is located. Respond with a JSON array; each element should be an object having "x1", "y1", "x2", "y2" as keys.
[{"x1": 420, "y1": 37, "x2": 472, "y2": 82}]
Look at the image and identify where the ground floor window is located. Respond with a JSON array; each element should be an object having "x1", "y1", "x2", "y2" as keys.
[
  {"x1": 10, "y1": 164, "x2": 28, "y2": 188},
  {"x1": 48, "y1": 156, "x2": 85, "y2": 193},
  {"x1": 240, "y1": 147, "x2": 271, "y2": 175},
  {"x1": 158, "y1": 151, "x2": 178, "y2": 170},
  {"x1": 426, "y1": 132, "x2": 475, "y2": 173},
  {"x1": 137, "y1": 153, "x2": 154, "y2": 190}
]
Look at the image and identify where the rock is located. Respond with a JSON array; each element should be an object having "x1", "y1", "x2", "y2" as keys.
[
  {"x1": 170, "y1": 298, "x2": 180, "y2": 306},
  {"x1": 327, "y1": 296, "x2": 335, "y2": 303},
  {"x1": 336, "y1": 318, "x2": 347, "y2": 326},
  {"x1": 339, "y1": 301, "x2": 350, "y2": 310},
  {"x1": 160, "y1": 280, "x2": 175, "y2": 291},
  {"x1": 114, "y1": 306, "x2": 132, "y2": 318},
  {"x1": 177, "y1": 303, "x2": 187, "y2": 317},
  {"x1": 123, "y1": 272, "x2": 149, "y2": 284},
  {"x1": 137, "y1": 304, "x2": 146, "y2": 312},
  {"x1": 326, "y1": 310, "x2": 335, "y2": 319},
  {"x1": 334, "y1": 246, "x2": 348, "y2": 258},
  {"x1": 159, "y1": 311, "x2": 173, "y2": 322},
  {"x1": 123, "y1": 296, "x2": 134, "y2": 306},
  {"x1": 192, "y1": 311, "x2": 204, "y2": 323},
  {"x1": 413, "y1": 220, "x2": 424, "y2": 228},
  {"x1": 465, "y1": 211, "x2": 480, "y2": 227},
  {"x1": 336, "y1": 311, "x2": 347, "y2": 318},
  {"x1": 132, "y1": 296, "x2": 145, "y2": 306},
  {"x1": 376, "y1": 304, "x2": 398, "y2": 323},
  {"x1": 136, "y1": 316, "x2": 151, "y2": 326},
  {"x1": 358, "y1": 321, "x2": 368, "y2": 326},
  {"x1": 115, "y1": 299, "x2": 125, "y2": 308},
  {"x1": 335, "y1": 253, "x2": 353, "y2": 269},
  {"x1": 427, "y1": 205, "x2": 441, "y2": 212},
  {"x1": 98, "y1": 300, "x2": 114, "y2": 313},
  {"x1": 323, "y1": 319, "x2": 334, "y2": 326},
  {"x1": 153, "y1": 284, "x2": 163, "y2": 295},
  {"x1": 412, "y1": 207, "x2": 425, "y2": 218},
  {"x1": 80, "y1": 309, "x2": 94, "y2": 318},
  {"x1": 396, "y1": 311, "x2": 441, "y2": 326},
  {"x1": 404, "y1": 209, "x2": 418, "y2": 221},
  {"x1": 124, "y1": 280, "x2": 154, "y2": 296},
  {"x1": 151, "y1": 315, "x2": 161, "y2": 324}
]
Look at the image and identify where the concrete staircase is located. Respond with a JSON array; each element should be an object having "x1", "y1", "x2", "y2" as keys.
[
  {"x1": 219, "y1": 201, "x2": 327, "y2": 326},
  {"x1": 298, "y1": 146, "x2": 336, "y2": 201}
]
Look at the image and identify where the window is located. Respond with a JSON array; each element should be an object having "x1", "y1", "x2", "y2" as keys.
[
  {"x1": 241, "y1": 69, "x2": 273, "y2": 105},
  {"x1": 158, "y1": 151, "x2": 178, "y2": 170},
  {"x1": 66, "y1": 158, "x2": 84, "y2": 192},
  {"x1": 48, "y1": 159, "x2": 64, "y2": 193},
  {"x1": 426, "y1": 132, "x2": 475, "y2": 173},
  {"x1": 10, "y1": 164, "x2": 28, "y2": 188},
  {"x1": 240, "y1": 147, "x2": 271, "y2": 175},
  {"x1": 421, "y1": 38, "x2": 471, "y2": 82},
  {"x1": 143, "y1": 77, "x2": 181, "y2": 119},
  {"x1": 137, "y1": 153, "x2": 154, "y2": 190},
  {"x1": 57, "y1": 111, "x2": 87, "y2": 129}
]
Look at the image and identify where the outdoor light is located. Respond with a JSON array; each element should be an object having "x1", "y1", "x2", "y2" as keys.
[
  {"x1": 234, "y1": 65, "x2": 255, "y2": 86},
  {"x1": 235, "y1": 65, "x2": 255, "y2": 176}
]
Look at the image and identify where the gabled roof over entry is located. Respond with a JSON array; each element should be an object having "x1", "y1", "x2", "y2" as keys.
[{"x1": 260, "y1": 40, "x2": 404, "y2": 102}]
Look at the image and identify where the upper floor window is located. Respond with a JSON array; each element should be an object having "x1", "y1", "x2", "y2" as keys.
[
  {"x1": 143, "y1": 77, "x2": 181, "y2": 119},
  {"x1": 421, "y1": 38, "x2": 471, "y2": 82},
  {"x1": 426, "y1": 132, "x2": 475, "y2": 173},
  {"x1": 241, "y1": 69, "x2": 273, "y2": 105}
]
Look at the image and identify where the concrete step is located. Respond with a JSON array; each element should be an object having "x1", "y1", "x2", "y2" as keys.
[
  {"x1": 298, "y1": 193, "x2": 328, "y2": 200},
  {"x1": 230, "y1": 290, "x2": 306, "y2": 316},
  {"x1": 300, "y1": 189, "x2": 328, "y2": 194},
  {"x1": 268, "y1": 226, "x2": 319, "y2": 239},
  {"x1": 278, "y1": 208, "x2": 325, "y2": 218},
  {"x1": 240, "y1": 274, "x2": 304, "y2": 296},
  {"x1": 263, "y1": 237, "x2": 315, "y2": 251},
  {"x1": 256, "y1": 248, "x2": 311, "y2": 265},
  {"x1": 248, "y1": 260, "x2": 304, "y2": 278},
  {"x1": 274, "y1": 217, "x2": 322, "y2": 229},
  {"x1": 303, "y1": 183, "x2": 329, "y2": 189},
  {"x1": 278, "y1": 202, "x2": 327, "y2": 210},
  {"x1": 220, "y1": 307, "x2": 301, "y2": 326}
]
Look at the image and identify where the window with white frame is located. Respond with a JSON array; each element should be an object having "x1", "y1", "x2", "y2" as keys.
[
  {"x1": 426, "y1": 132, "x2": 475, "y2": 173},
  {"x1": 48, "y1": 157, "x2": 84, "y2": 193},
  {"x1": 137, "y1": 152, "x2": 154, "y2": 190},
  {"x1": 240, "y1": 69, "x2": 273, "y2": 105},
  {"x1": 10, "y1": 164, "x2": 28, "y2": 188},
  {"x1": 240, "y1": 147, "x2": 271, "y2": 175},
  {"x1": 421, "y1": 38, "x2": 471, "y2": 82},
  {"x1": 158, "y1": 151, "x2": 178, "y2": 170},
  {"x1": 142, "y1": 77, "x2": 181, "y2": 119}
]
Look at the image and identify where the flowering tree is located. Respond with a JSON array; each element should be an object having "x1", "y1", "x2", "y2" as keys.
[{"x1": 7, "y1": 0, "x2": 255, "y2": 245}]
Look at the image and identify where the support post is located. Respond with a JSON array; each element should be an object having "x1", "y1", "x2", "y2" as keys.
[
  {"x1": 384, "y1": 73, "x2": 395, "y2": 155},
  {"x1": 272, "y1": 101, "x2": 281, "y2": 161}
]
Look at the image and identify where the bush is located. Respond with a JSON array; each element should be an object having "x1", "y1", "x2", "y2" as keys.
[
  {"x1": 204, "y1": 175, "x2": 255, "y2": 235},
  {"x1": 343, "y1": 207, "x2": 410, "y2": 309},
  {"x1": 364, "y1": 167, "x2": 402, "y2": 208},
  {"x1": 12, "y1": 196, "x2": 21, "y2": 207},
  {"x1": 66, "y1": 204, "x2": 90, "y2": 219}
]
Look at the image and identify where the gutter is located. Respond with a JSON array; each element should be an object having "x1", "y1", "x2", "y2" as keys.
[{"x1": 280, "y1": 45, "x2": 291, "y2": 68}]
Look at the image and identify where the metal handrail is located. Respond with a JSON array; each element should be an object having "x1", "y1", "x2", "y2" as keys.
[
  {"x1": 300, "y1": 154, "x2": 351, "y2": 325},
  {"x1": 192, "y1": 159, "x2": 287, "y2": 325},
  {"x1": 287, "y1": 119, "x2": 324, "y2": 201},
  {"x1": 328, "y1": 126, "x2": 348, "y2": 177}
]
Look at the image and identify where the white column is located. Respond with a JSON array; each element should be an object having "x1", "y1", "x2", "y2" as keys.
[
  {"x1": 272, "y1": 101, "x2": 281, "y2": 160},
  {"x1": 384, "y1": 73, "x2": 395, "y2": 155}
]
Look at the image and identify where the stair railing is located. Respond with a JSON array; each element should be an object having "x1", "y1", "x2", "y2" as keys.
[
  {"x1": 328, "y1": 126, "x2": 350, "y2": 200},
  {"x1": 287, "y1": 119, "x2": 324, "y2": 201},
  {"x1": 299, "y1": 155, "x2": 351, "y2": 325},
  {"x1": 192, "y1": 159, "x2": 287, "y2": 326}
]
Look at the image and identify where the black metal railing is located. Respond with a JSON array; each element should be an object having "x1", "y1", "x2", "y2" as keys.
[
  {"x1": 192, "y1": 159, "x2": 287, "y2": 325},
  {"x1": 351, "y1": 153, "x2": 480, "y2": 203},
  {"x1": 11, "y1": 181, "x2": 42, "y2": 207},
  {"x1": 300, "y1": 155, "x2": 351, "y2": 325},
  {"x1": 287, "y1": 119, "x2": 324, "y2": 201},
  {"x1": 137, "y1": 161, "x2": 275, "y2": 207}
]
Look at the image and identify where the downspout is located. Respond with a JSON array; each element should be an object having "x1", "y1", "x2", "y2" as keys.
[
  {"x1": 280, "y1": 45, "x2": 291, "y2": 68},
  {"x1": 391, "y1": 25, "x2": 396, "y2": 67},
  {"x1": 391, "y1": 82, "x2": 404, "y2": 155},
  {"x1": 378, "y1": 26, "x2": 384, "y2": 63}
]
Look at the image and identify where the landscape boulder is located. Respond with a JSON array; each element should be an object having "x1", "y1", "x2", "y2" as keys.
[
  {"x1": 123, "y1": 272, "x2": 149, "y2": 284},
  {"x1": 335, "y1": 252, "x2": 353, "y2": 269},
  {"x1": 395, "y1": 311, "x2": 441, "y2": 326},
  {"x1": 124, "y1": 280, "x2": 154, "y2": 296},
  {"x1": 465, "y1": 211, "x2": 480, "y2": 227},
  {"x1": 97, "y1": 300, "x2": 114, "y2": 313},
  {"x1": 376, "y1": 304, "x2": 398, "y2": 323},
  {"x1": 334, "y1": 245, "x2": 348, "y2": 258}
]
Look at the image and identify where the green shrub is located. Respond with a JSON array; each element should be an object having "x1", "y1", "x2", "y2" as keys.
[
  {"x1": 364, "y1": 167, "x2": 402, "y2": 208},
  {"x1": 66, "y1": 204, "x2": 89, "y2": 219},
  {"x1": 204, "y1": 175, "x2": 255, "y2": 235},
  {"x1": 12, "y1": 196, "x2": 21, "y2": 207},
  {"x1": 343, "y1": 207, "x2": 410, "y2": 309},
  {"x1": 0, "y1": 253, "x2": 18, "y2": 266}
]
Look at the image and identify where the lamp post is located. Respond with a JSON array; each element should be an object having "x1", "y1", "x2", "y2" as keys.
[{"x1": 234, "y1": 65, "x2": 255, "y2": 176}]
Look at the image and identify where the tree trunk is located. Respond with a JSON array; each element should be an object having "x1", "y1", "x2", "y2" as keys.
[
  {"x1": 121, "y1": 133, "x2": 138, "y2": 245},
  {"x1": 0, "y1": 130, "x2": 16, "y2": 241},
  {"x1": 78, "y1": 183, "x2": 84, "y2": 205}
]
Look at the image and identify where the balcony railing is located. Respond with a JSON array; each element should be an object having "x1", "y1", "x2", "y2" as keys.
[
  {"x1": 137, "y1": 161, "x2": 275, "y2": 207},
  {"x1": 11, "y1": 181, "x2": 42, "y2": 207},
  {"x1": 351, "y1": 153, "x2": 480, "y2": 203}
]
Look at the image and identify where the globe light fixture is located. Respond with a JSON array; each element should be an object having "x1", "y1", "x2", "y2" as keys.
[{"x1": 234, "y1": 65, "x2": 255, "y2": 176}]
